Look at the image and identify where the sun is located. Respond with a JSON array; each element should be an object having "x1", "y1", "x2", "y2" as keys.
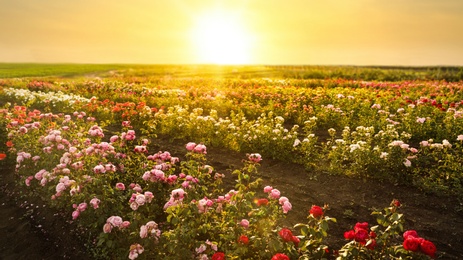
[{"x1": 191, "y1": 10, "x2": 253, "y2": 65}]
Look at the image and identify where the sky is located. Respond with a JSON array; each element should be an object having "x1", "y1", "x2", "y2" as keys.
[{"x1": 1, "y1": 0, "x2": 463, "y2": 66}]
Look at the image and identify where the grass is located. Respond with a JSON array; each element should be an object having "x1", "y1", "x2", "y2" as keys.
[
  {"x1": 0, "y1": 63, "x2": 462, "y2": 81},
  {"x1": 0, "y1": 63, "x2": 129, "y2": 78}
]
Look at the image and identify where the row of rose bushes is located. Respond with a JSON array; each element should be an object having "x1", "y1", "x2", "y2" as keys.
[
  {"x1": 2, "y1": 86, "x2": 463, "y2": 196},
  {"x1": 3, "y1": 77, "x2": 463, "y2": 140},
  {"x1": 0, "y1": 103, "x2": 437, "y2": 259},
  {"x1": 4, "y1": 77, "x2": 463, "y2": 146}
]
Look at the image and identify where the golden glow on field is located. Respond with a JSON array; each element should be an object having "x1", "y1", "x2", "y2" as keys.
[{"x1": 191, "y1": 9, "x2": 253, "y2": 64}]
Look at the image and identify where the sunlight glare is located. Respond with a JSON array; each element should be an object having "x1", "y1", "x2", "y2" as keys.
[{"x1": 192, "y1": 10, "x2": 252, "y2": 64}]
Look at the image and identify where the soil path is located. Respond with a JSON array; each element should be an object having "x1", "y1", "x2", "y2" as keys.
[
  {"x1": 1, "y1": 138, "x2": 463, "y2": 259},
  {"x1": 0, "y1": 162, "x2": 90, "y2": 260}
]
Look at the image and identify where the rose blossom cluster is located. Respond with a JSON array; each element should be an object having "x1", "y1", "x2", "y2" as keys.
[
  {"x1": 143, "y1": 167, "x2": 178, "y2": 184},
  {"x1": 30, "y1": 169, "x2": 51, "y2": 187},
  {"x1": 163, "y1": 188, "x2": 186, "y2": 210},
  {"x1": 197, "y1": 197, "x2": 214, "y2": 213},
  {"x1": 129, "y1": 191, "x2": 154, "y2": 211},
  {"x1": 71, "y1": 202, "x2": 88, "y2": 220},
  {"x1": 121, "y1": 130, "x2": 136, "y2": 141},
  {"x1": 208, "y1": 190, "x2": 239, "y2": 214},
  {"x1": 147, "y1": 151, "x2": 179, "y2": 164},
  {"x1": 402, "y1": 230, "x2": 437, "y2": 258},
  {"x1": 128, "y1": 243, "x2": 144, "y2": 260},
  {"x1": 129, "y1": 183, "x2": 143, "y2": 193},
  {"x1": 195, "y1": 240, "x2": 218, "y2": 259},
  {"x1": 139, "y1": 221, "x2": 161, "y2": 241},
  {"x1": 179, "y1": 173, "x2": 199, "y2": 189},
  {"x1": 185, "y1": 142, "x2": 207, "y2": 154},
  {"x1": 85, "y1": 142, "x2": 116, "y2": 157},
  {"x1": 16, "y1": 151, "x2": 31, "y2": 166},
  {"x1": 39, "y1": 130, "x2": 70, "y2": 148},
  {"x1": 103, "y1": 216, "x2": 130, "y2": 233},
  {"x1": 55, "y1": 176, "x2": 76, "y2": 197},
  {"x1": 343, "y1": 222, "x2": 377, "y2": 249},
  {"x1": 88, "y1": 125, "x2": 105, "y2": 138},
  {"x1": 278, "y1": 228, "x2": 300, "y2": 246},
  {"x1": 263, "y1": 186, "x2": 292, "y2": 213},
  {"x1": 73, "y1": 111, "x2": 87, "y2": 120}
]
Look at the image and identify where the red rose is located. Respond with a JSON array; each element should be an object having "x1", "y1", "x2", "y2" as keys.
[
  {"x1": 292, "y1": 235, "x2": 300, "y2": 247},
  {"x1": 354, "y1": 222, "x2": 369, "y2": 232},
  {"x1": 0, "y1": 153, "x2": 6, "y2": 161},
  {"x1": 344, "y1": 230, "x2": 355, "y2": 240},
  {"x1": 369, "y1": 231, "x2": 377, "y2": 239},
  {"x1": 403, "y1": 230, "x2": 418, "y2": 240},
  {"x1": 420, "y1": 240, "x2": 437, "y2": 258},
  {"x1": 211, "y1": 252, "x2": 226, "y2": 260},
  {"x1": 309, "y1": 205, "x2": 324, "y2": 218},
  {"x1": 354, "y1": 229, "x2": 369, "y2": 243},
  {"x1": 392, "y1": 199, "x2": 401, "y2": 207},
  {"x1": 256, "y1": 198, "x2": 269, "y2": 206},
  {"x1": 278, "y1": 228, "x2": 294, "y2": 242},
  {"x1": 238, "y1": 235, "x2": 249, "y2": 245},
  {"x1": 271, "y1": 253, "x2": 290, "y2": 260},
  {"x1": 403, "y1": 237, "x2": 421, "y2": 252}
]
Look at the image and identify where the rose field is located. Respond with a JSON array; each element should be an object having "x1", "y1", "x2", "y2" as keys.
[{"x1": 1, "y1": 64, "x2": 463, "y2": 259}]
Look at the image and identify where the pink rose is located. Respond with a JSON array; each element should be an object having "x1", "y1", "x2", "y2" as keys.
[
  {"x1": 181, "y1": 181, "x2": 190, "y2": 189},
  {"x1": 135, "y1": 194, "x2": 146, "y2": 206},
  {"x1": 90, "y1": 198, "x2": 100, "y2": 209},
  {"x1": 144, "y1": 191, "x2": 154, "y2": 202},
  {"x1": 115, "y1": 182, "x2": 126, "y2": 190},
  {"x1": 56, "y1": 183, "x2": 66, "y2": 193},
  {"x1": 171, "y1": 188, "x2": 186, "y2": 200},
  {"x1": 77, "y1": 202, "x2": 87, "y2": 212},
  {"x1": 130, "y1": 202, "x2": 139, "y2": 211},
  {"x1": 103, "y1": 223, "x2": 112, "y2": 233},
  {"x1": 25, "y1": 176, "x2": 33, "y2": 186},
  {"x1": 240, "y1": 219, "x2": 249, "y2": 228},
  {"x1": 282, "y1": 201, "x2": 292, "y2": 214},
  {"x1": 279, "y1": 196, "x2": 289, "y2": 205},
  {"x1": 248, "y1": 153, "x2": 262, "y2": 163},
  {"x1": 194, "y1": 144, "x2": 207, "y2": 154},
  {"x1": 71, "y1": 210, "x2": 80, "y2": 220},
  {"x1": 185, "y1": 142, "x2": 196, "y2": 151},
  {"x1": 121, "y1": 221, "x2": 131, "y2": 228},
  {"x1": 263, "y1": 186, "x2": 273, "y2": 193},
  {"x1": 110, "y1": 135, "x2": 119, "y2": 143},
  {"x1": 269, "y1": 189, "x2": 281, "y2": 199},
  {"x1": 139, "y1": 225, "x2": 148, "y2": 238},
  {"x1": 109, "y1": 216, "x2": 123, "y2": 227}
]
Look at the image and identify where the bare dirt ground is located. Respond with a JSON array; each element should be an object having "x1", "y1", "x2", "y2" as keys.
[{"x1": 1, "y1": 138, "x2": 463, "y2": 259}]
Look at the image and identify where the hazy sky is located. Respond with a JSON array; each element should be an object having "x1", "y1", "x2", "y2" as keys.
[{"x1": 1, "y1": 0, "x2": 462, "y2": 66}]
